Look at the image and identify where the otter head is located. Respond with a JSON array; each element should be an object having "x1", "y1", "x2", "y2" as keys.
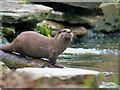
[{"x1": 57, "y1": 29, "x2": 73, "y2": 42}]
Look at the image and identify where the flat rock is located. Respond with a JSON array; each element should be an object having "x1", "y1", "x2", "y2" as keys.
[
  {"x1": 62, "y1": 2, "x2": 100, "y2": 9},
  {"x1": 0, "y1": 0, "x2": 53, "y2": 24},
  {"x1": 16, "y1": 68, "x2": 100, "y2": 79},
  {"x1": 28, "y1": 0, "x2": 99, "y2": 9},
  {"x1": 49, "y1": 11, "x2": 94, "y2": 24},
  {"x1": 15, "y1": 67, "x2": 100, "y2": 88}
]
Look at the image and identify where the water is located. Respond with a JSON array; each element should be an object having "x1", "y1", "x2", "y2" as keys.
[{"x1": 58, "y1": 32, "x2": 120, "y2": 88}]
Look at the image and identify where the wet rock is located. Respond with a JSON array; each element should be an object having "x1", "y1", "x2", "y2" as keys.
[{"x1": 0, "y1": 61, "x2": 11, "y2": 74}]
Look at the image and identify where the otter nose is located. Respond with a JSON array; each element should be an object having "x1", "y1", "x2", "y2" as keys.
[
  {"x1": 64, "y1": 29, "x2": 72, "y2": 33},
  {"x1": 67, "y1": 31, "x2": 72, "y2": 33}
]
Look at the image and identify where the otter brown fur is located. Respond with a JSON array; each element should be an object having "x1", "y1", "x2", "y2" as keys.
[{"x1": 0, "y1": 29, "x2": 73, "y2": 67}]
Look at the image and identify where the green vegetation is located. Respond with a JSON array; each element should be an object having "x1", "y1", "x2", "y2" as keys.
[
  {"x1": 34, "y1": 24, "x2": 51, "y2": 37},
  {"x1": 113, "y1": 0, "x2": 120, "y2": 16},
  {"x1": 0, "y1": 30, "x2": 9, "y2": 44},
  {"x1": 1, "y1": 27, "x2": 16, "y2": 43},
  {"x1": 2, "y1": 27, "x2": 15, "y2": 36},
  {"x1": 19, "y1": 0, "x2": 28, "y2": 4}
]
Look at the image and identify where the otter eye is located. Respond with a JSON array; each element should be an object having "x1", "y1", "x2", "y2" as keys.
[
  {"x1": 63, "y1": 30, "x2": 66, "y2": 32},
  {"x1": 58, "y1": 31, "x2": 61, "y2": 34}
]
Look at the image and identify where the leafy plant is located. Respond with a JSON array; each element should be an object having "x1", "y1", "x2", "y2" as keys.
[
  {"x1": 113, "y1": 0, "x2": 120, "y2": 16},
  {"x1": 34, "y1": 24, "x2": 51, "y2": 37}
]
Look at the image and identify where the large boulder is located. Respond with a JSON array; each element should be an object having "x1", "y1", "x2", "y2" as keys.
[
  {"x1": 0, "y1": 0, "x2": 52, "y2": 24},
  {"x1": 1, "y1": 67, "x2": 100, "y2": 88},
  {"x1": 94, "y1": 3, "x2": 119, "y2": 32},
  {"x1": 0, "y1": 0, "x2": 53, "y2": 33}
]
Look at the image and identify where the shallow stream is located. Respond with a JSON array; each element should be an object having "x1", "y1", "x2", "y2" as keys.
[{"x1": 58, "y1": 32, "x2": 120, "y2": 88}]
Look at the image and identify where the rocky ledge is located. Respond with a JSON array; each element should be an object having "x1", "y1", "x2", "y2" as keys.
[{"x1": 0, "y1": 0, "x2": 53, "y2": 33}]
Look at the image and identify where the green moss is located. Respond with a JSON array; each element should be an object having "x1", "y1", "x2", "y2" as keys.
[
  {"x1": 19, "y1": 0, "x2": 28, "y2": 4},
  {"x1": 113, "y1": 0, "x2": 120, "y2": 17},
  {"x1": 2, "y1": 27, "x2": 15, "y2": 36},
  {"x1": 34, "y1": 24, "x2": 52, "y2": 37}
]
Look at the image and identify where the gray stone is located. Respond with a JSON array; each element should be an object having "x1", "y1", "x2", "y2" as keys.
[
  {"x1": 97, "y1": 3, "x2": 119, "y2": 32},
  {"x1": 15, "y1": 67, "x2": 100, "y2": 88},
  {"x1": 62, "y1": 2, "x2": 100, "y2": 9},
  {"x1": 72, "y1": 27, "x2": 87, "y2": 36},
  {"x1": 1, "y1": 67, "x2": 100, "y2": 88},
  {"x1": 0, "y1": 1, "x2": 53, "y2": 24},
  {"x1": 49, "y1": 11, "x2": 94, "y2": 24},
  {"x1": 93, "y1": 16, "x2": 114, "y2": 32},
  {"x1": 100, "y1": 3, "x2": 118, "y2": 26},
  {"x1": 28, "y1": 0, "x2": 99, "y2": 9},
  {"x1": 92, "y1": 15, "x2": 119, "y2": 32},
  {"x1": 49, "y1": 11, "x2": 64, "y2": 22}
]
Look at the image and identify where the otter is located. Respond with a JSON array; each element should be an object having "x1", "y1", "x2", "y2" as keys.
[{"x1": 0, "y1": 29, "x2": 73, "y2": 67}]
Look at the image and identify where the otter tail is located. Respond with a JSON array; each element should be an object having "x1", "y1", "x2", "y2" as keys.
[{"x1": 0, "y1": 44, "x2": 13, "y2": 52}]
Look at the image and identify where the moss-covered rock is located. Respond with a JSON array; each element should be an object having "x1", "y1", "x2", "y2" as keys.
[
  {"x1": 0, "y1": 30, "x2": 9, "y2": 44},
  {"x1": 2, "y1": 27, "x2": 15, "y2": 36},
  {"x1": 0, "y1": 0, "x2": 53, "y2": 33}
]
